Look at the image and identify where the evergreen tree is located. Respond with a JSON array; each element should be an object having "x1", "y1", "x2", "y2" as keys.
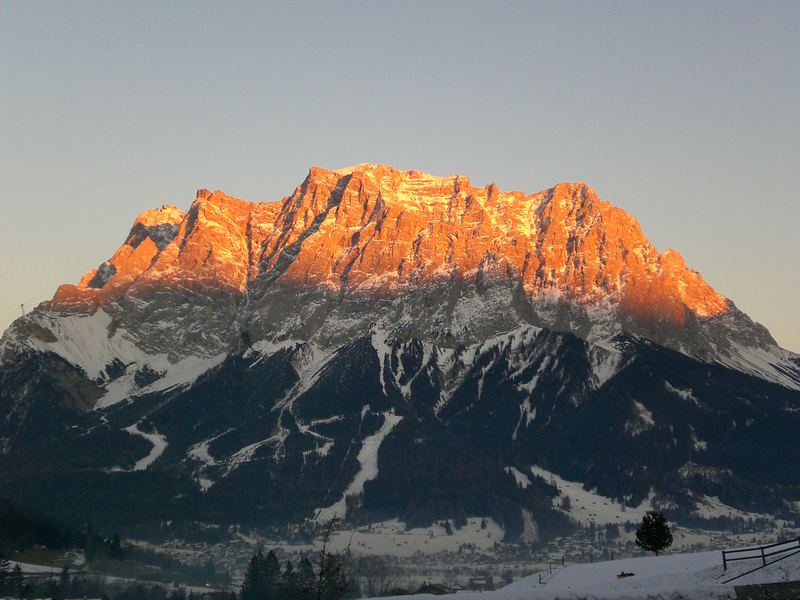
[
  {"x1": 0, "y1": 554, "x2": 11, "y2": 594},
  {"x1": 110, "y1": 533, "x2": 123, "y2": 559},
  {"x1": 9, "y1": 564, "x2": 23, "y2": 598},
  {"x1": 635, "y1": 511, "x2": 673, "y2": 556},
  {"x1": 202, "y1": 557, "x2": 216, "y2": 583},
  {"x1": 0, "y1": 555, "x2": 10, "y2": 594},
  {"x1": 241, "y1": 550, "x2": 269, "y2": 600},
  {"x1": 281, "y1": 560, "x2": 299, "y2": 597},
  {"x1": 264, "y1": 550, "x2": 281, "y2": 600},
  {"x1": 59, "y1": 565, "x2": 70, "y2": 592},
  {"x1": 83, "y1": 524, "x2": 98, "y2": 561},
  {"x1": 241, "y1": 549, "x2": 282, "y2": 600},
  {"x1": 297, "y1": 555, "x2": 315, "y2": 599}
]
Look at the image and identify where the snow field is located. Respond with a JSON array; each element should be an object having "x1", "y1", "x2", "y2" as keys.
[{"x1": 376, "y1": 546, "x2": 800, "y2": 599}]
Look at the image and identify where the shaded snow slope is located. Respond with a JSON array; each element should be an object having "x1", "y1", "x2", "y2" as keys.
[{"x1": 6, "y1": 309, "x2": 227, "y2": 408}]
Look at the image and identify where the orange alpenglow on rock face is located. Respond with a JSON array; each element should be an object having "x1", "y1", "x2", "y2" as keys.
[{"x1": 47, "y1": 164, "x2": 730, "y2": 330}]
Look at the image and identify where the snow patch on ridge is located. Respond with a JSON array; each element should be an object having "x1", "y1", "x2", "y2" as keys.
[
  {"x1": 316, "y1": 411, "x2": 403, "y2": 521},
  {"x1": 505, "y1": 466, "x2": 532, "y2": 488},
  {"x1": 223, "y1": 438, "x2": 274, "y2": 476},
  {"x1": 115, "y1": 422, "x2": 167, "y2": 471},
  {"x1": 512, "y1": 398, "x2": 537, "y2": 440},
  {"x1": 520, "y1": 508, "x2": 540, "y2": 544},
  {"x1": 371, "y1": 328, "x2": 394, "y2": 398},
  {"x1": 626, "y1": 400, "x2": 655, "y2": 435},
  {"x1": 665, "y1": 381, "x2": 700, "y2": 404},
  {"x1": 97, "y1": 353, "x2": 226, "y2": 409},
  {"x1": 589, "y1": 343, "x2": 625, "y2": 388},
  {"x1": 431, "y1": 324, "x2": 546, "y2": 414},
  {"x1": 187, "y1": 429, "x2": 231, "y2": 491}
]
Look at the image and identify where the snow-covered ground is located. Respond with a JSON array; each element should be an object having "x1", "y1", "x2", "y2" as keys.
[
  {"x1": 692, "y1": 495, "x2": 775, "y2": 521},
  {"x1": 376, "y1": 544, "x2": 800, "y2": 599},
  {"x1": 257, "y1": 517, "x2": 505, "y2": 558},
  {"x1": 9, "y1": 560, "x2": 62, "y2": 574},
  {"x1": 331, "y1": 517, "x2": 504, "y2": 557}
]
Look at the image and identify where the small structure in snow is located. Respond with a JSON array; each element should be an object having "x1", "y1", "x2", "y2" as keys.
[{"x1": 617, "y1": 571, "x2": 636, "y2": 579}]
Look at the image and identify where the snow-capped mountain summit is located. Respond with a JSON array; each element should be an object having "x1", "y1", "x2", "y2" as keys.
[{"x1": 1, "y1": 164, "x2": 798, "y2": 537}]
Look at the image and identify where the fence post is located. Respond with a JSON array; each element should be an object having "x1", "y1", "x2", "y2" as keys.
[
  {"x1": 761, "y1": 547, "x2": 766, "y2": 566},
  {"x1": 722, "y1": 551, "x2": 727, "y2": 572}
]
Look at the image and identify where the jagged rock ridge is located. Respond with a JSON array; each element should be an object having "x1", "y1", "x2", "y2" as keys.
[{"x1": 7, "y1": 163, "x2": 793, "y2": 385}]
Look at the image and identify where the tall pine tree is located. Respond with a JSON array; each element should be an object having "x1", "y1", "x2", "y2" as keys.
[{"x1": 635, "y1": 511, "x2": 673, "y2": 556}]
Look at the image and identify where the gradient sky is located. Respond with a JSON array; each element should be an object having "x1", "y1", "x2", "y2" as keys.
[{"x1": 1, "y1": 1, "x2": 798, "y2": 351}]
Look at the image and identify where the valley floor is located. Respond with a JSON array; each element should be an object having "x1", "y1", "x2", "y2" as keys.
[
  {"x1": 129, "y1": 521, "x2": 800, "y2": 594},
  {"x1": 9, "y1": 528, "x2": 800, "y2": 599}
]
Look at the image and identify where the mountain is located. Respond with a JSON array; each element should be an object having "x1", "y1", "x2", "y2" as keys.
[{"x1": 1, "y1": 164, "x2": 799, "y2": 539}]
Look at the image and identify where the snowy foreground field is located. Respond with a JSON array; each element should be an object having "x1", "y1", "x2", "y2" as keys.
[{"x1": 376, "y1": 547, "x2": 800, "y2": 600}]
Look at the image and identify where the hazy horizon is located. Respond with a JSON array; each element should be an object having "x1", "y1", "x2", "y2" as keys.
[{"x1": 1, "y1": 1, "x2": 798, "y2": 351}]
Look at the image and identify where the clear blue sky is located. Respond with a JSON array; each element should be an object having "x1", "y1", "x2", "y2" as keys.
[{"x1": 1, "y1": 1, "x2": 798, "y2": 351}]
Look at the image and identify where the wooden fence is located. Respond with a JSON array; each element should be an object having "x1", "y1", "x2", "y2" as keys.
[{"x1": 720, "y1": 537, "x2": 800, "y2": 584}]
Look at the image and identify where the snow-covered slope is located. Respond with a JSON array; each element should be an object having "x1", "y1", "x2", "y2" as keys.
[
  {"x1": 530, "y1": 465, "x2": 656, "y2": 526},
  {"x1": 378, "y1": 544, "x2": 800, "y2": 599}
]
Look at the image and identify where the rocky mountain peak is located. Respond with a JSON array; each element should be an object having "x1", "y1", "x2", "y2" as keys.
[
  {"x1": 42, "y1": 164, "x2": 732, "y2": 327},
  {"x1": 6, "y1": 164, "x2": 795, "y2": 391}
]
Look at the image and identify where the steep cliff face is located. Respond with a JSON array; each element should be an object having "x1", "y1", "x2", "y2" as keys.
[
  {"x1": 1, "y1": 164, "x2": 799, "y2": 535},
  {"x1": 47, "y1": 165, "x2": 730, "y2": 320}
]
